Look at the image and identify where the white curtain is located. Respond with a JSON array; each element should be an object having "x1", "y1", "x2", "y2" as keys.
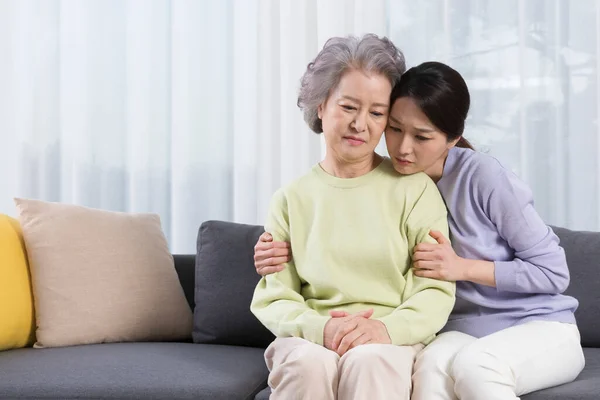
[{"x1": 1, "y1": 0, "x2": 598, "y2": 253}]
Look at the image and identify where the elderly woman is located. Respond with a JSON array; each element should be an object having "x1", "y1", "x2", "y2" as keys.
[{"x1": 250, "y1": 34, "x2": 456, "y2": 400}]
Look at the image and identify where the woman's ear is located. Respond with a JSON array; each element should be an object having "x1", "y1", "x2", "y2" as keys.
[
  {"x1": 447, "y1": 136, "x2": 460, "y2": 149},
  {"x1": 317, "y1": 104, "x2": 323, "y2": 119}
]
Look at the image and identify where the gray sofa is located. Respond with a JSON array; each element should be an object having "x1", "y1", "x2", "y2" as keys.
[{"x1": 0, "y1": 221, "x2": 598, "y2": 399}]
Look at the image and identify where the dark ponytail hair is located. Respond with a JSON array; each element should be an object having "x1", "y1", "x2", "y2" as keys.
[{"x1": 390, "y1": 61, "x2": 474, "y2": 150}]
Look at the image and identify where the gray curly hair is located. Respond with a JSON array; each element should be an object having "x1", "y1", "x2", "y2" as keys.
[{"x1": 298, "y1": 34, "x2": 406, "y2": 133}]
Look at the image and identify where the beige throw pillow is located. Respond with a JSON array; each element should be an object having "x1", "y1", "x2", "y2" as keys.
[{"x1": 14, "y1": 198, "x2": 193, "y2": 348}]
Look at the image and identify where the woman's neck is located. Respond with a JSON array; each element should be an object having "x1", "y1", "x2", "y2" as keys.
[
  {"x1": 320, "y1": 153, "x2": 382, "y2": 178},
  {"x1": 424, "y1": 150, "x2": 450, "y2": 183}
]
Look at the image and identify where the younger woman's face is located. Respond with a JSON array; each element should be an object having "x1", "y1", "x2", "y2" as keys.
[{"x1": 384, "y1": 97, "x2": 458, "y2": 180}]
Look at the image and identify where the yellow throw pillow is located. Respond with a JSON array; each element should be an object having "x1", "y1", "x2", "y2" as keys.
[{"x1": 0, "y1": 214, "x2": 36, "y2": 350}]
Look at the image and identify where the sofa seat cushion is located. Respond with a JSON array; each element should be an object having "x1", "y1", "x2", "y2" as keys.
[
  {"x1": 0, "y1": 342, "x2": 268, "y2": 400},
  {"x1": 254, "y1": 386, "x2": 270, "y2": 400},
  {"x1": 254, "y1": 348, "x2": 600, "y2": 400}
]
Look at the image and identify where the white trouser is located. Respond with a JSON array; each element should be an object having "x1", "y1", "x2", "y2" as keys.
[
  {"x1": 265, "y1": 337, "x2": 423, "y2": 400},
  {"x1": 412, "y1": 321, "x2": 585, "y2": 400}
]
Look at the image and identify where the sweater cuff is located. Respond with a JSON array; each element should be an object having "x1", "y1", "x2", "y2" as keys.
[
  {"x1": 494, "y1": 261, "x2": 519, "y2": 292},
  {"x1": 376, "y1": 314, "x2": 411, "y2": 346},
  {"x1": 302, "y1": 315, "x2": 331, "y2": 346}
]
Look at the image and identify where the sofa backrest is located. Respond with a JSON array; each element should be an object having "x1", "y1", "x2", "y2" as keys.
[
  {"x1": 173, "y1": 254, "x2": 196, "y2": 311},
  {"x1": 174, "y1": 223, "x2": 600, "y2": 349},
  {"x1": 192, "y1": 220, "x2": 275, "y2": 348},
  {"x1": 551, "y1": 226, "x2": 600, "y2": 348}
]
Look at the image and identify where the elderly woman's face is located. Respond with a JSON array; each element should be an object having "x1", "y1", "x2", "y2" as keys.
[{"x1": 317, "y1": 69, "x2": 391, "y2": 164}]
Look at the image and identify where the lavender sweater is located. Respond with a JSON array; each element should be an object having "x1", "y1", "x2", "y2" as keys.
[{"x1": 437, "y1": 147, "x2": 578, "y2": 338}]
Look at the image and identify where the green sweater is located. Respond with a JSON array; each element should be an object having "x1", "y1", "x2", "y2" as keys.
[{"x1": 250, "y1": 158, "x2": 455, "y2": 346}]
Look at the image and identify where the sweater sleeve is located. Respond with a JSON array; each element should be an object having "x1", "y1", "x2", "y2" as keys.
[
  {"x1": 377, "y1": 177, "x2": 456, "y2": 345},
  {"x1": 481, "y1": 168, "x2": 570, "y2": 294},
  {"x1": 249, "y1": 189, "x2": 330, "y2": 345}
]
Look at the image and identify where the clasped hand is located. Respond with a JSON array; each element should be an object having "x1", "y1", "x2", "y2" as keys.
[{"x1": 323, "y1": 309, "x2": 391, "y2": 356}]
